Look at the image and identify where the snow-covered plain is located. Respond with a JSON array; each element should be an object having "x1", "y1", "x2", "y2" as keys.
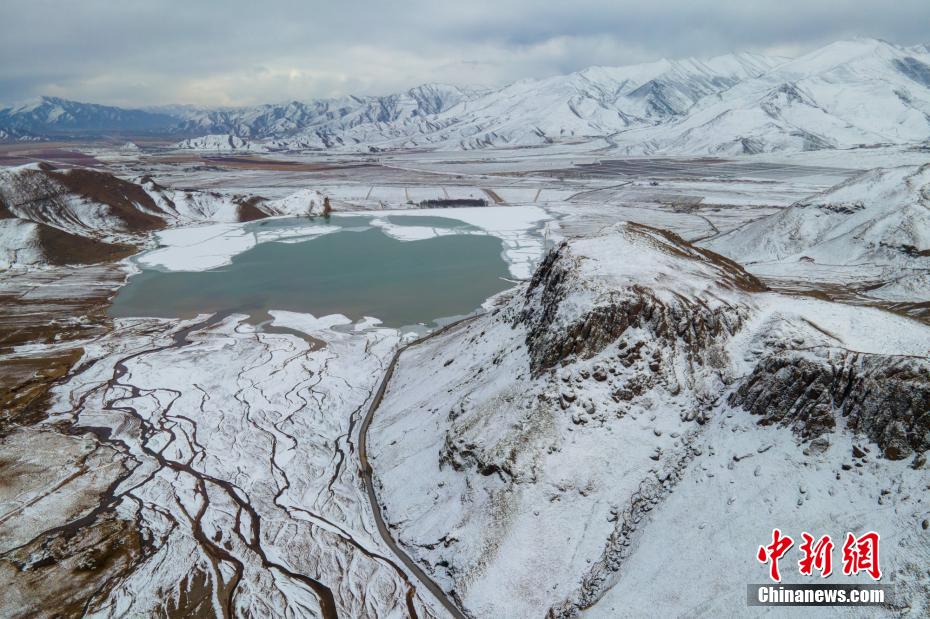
[{"x1": 25, "y1": 311, "x2": 455, "y2": 617}]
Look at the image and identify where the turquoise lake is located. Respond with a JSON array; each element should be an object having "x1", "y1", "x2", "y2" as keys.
[{"x1": 109, "y1": 215, "x2": 513, "y2": 328}]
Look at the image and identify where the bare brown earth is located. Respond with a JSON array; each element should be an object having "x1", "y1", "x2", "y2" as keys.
[
  {"x1": 147, "y1": 153, "x2": 378, "y2": 173},
  {"x1": 0, "y1": 144, "x2": 104, "y2": 168},
  {"x1": 0, "y1": 480, "x2": 142, "y2": 619},
  {"x1": 36, "y1": 224, "x2": 137, "y2": 265},
  {"x1": 0, "y1": 257, "x2": 142, "y2": 618},
  {"x1": 235, "y1": 196, "x2": 271, "y2": 222},
  {"x1": 0, "y1": 195, "x2": 12, "y2": 218},
  {"x1": 0, "y1": 264, "x2": 128, "y2": 433},
  {"x1": 202, "y1": 156, "x2": 373, "y2": 172},
  {"x1": 45, "y1": 167, "x2": 167, "y2": 232}
]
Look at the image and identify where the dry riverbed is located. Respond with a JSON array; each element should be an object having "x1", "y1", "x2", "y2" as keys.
[{"x1": 0, "y1": 255, "x2": 452, "y2": 616}]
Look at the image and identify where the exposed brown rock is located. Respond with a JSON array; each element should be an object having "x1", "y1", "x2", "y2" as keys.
[
  {"x1": 236, "y1": 196, "x2": 270, "y2": 222},
  {"x1": 520, "y1": 240, "x2": 749, "y2": 376},
  {"x1": 730, "y1": 351, "x2": 930, "y2": 460}
]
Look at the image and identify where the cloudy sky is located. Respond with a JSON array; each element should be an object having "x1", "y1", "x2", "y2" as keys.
[{"x1": 1, "y1": 0, "x2": 928, "y2": 108}]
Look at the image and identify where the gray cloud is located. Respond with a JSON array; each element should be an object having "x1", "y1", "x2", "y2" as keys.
[{"x1": 1, "y1": 0, "x2": 928, "y2": 107}]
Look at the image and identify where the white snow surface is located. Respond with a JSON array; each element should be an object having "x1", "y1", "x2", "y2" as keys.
[
  {"x1": 0, "y1": 219, "x2": 43, "y2": 268},
  {"x1": 706, "y1": 163, "x2": 930, "y2": 300},
  {"x1": 363, "y1": 205, "x2": 551, "y2": 278},
  {"x1": 170, "y1": 38, "x2": 930, "y2": 155},
  {"x1": 30, "y1": 310, "x2": 456, "y2": 617},
  {"x1": 137, "y1": 220, "x2": 338, "y2": 271},
  {"x1": 368, "y1": 222, "x2": 930, "y2": 617}
]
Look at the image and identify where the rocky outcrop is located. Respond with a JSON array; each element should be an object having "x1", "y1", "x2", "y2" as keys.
[
  {"x1": 520, "y1": 225, "x2": 761, "y2": 376},
  {"x1": 370, "y1": 220, "x2": 930, "y2": 619},
  {"x1": 730, "y1": 350, "x2": 930, "y2": 460}
]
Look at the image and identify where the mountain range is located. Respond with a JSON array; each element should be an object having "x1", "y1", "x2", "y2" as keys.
[{"x1": 2, "y1": 38, "x2": 930, "y2": 154}]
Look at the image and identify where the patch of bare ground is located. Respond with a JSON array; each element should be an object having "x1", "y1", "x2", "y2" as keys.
[
  {"x1": 0, "y1": 195, "x2": 13, "y2": 219},
  {"x1": 0, "y1": 510, "x2": 142, "y2": 618},
  {"x1": 482, "y1": 188, "x2": 505, "y2": 204},
  {"x1": 163, "y1": 569, "x2": 215, "y2": 618},
  {"x1": 0, "y1": 258, "x2": 145, "y2": 616},
  {"x1": 36, "y1": 223, "x2": 137, "y2": 265},
  {"x1": 44, "y1": 167, "x2": 167, "y2": 231},
  {"x1": 0, "y1": 263, "x2": 127, "y2": 433},
  {"x1": 0, "y1": 145, "x2": 104, "y2": 168},
  {"x1": 235, "y1": 196, "x2": 271, "y2": 222},
  {"x1": 202, "y1": 155, "x2": 374, "y2": 172},
  {"x1": 0, "y1": 349, "x2": 83, "y2": 432}
]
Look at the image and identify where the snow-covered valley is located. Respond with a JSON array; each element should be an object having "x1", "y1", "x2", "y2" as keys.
[{"x1": 1, "y1": 129, "x2": 929, "y2": 618}]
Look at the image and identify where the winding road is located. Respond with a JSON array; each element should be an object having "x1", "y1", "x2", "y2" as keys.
[{"x1": 358, "y1": 316, "x2": 478, "y2": 619}]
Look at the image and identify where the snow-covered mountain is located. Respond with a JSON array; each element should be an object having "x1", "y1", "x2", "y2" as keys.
[
  {"x1": 706, "y1": 163, "x2": 930, "y2": 299},
  {"x1": 171, "y1": 38, "x2": 930, "y2": 154},
  {"x1": 0, "y1": 126, "x2": 42, "y2": 142},
  {"x1": 385, "y1": 52, "x2": 785, "y2": 149},
  {"x1": 615, "y1": 38, "x2": 930, "y2": 155},
  {"x1": 165, "y1": 52, "x2": 786, "y2": 151},
  {"x1": 368, "y1": 222, "x2": 930, "y2": 616},
  {"x1": 185, "y1": 38, "x2": 930, "y2": 153},
  {"x1": 169, "y1": 83, "x2": 477, "y2": 148},
  {"x1": 4, "y1": 38, "x2": 930, "y2": 154},
  {"x1": 0, "y1": 96, "x2": 178, "y2": 137}
]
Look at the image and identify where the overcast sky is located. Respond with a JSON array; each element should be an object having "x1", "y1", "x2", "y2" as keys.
[{"x1": 1, "y1": 0, "x2": 928, "y2": 108}]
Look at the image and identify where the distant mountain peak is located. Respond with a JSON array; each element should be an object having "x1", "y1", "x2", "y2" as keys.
[{"x1": 2, "y1": 38, "x2": 930, "y2": 153}]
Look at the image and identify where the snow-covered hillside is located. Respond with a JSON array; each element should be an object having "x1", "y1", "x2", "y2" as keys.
[
  {"x1": 0, "y1": 164, "x2": 168, "y2": 235},
  {"x1": 616, "y1": 39, "x2": 930, "y2": 155},
  {"x1": 706, "y1": 163, "x2": 930, "y2": 298},
  {"x1": 169, "y1": 83, "x2": 477, "y2": 149},
  {"x1": 166, "y1": 52, "x2": 786, "y2": 152},
  {"x1": 0, "y1": 164, "x2": 327, "y2": 267},
  {"x1": 368, "y1": 222, "x2": 930, "y2": 617},
  {"x1": 0, "y1": 96, "x2": 177, "y2": 137},
  {"x1": 373, "y1": 52, "x2": 783, "y2": 150}
]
